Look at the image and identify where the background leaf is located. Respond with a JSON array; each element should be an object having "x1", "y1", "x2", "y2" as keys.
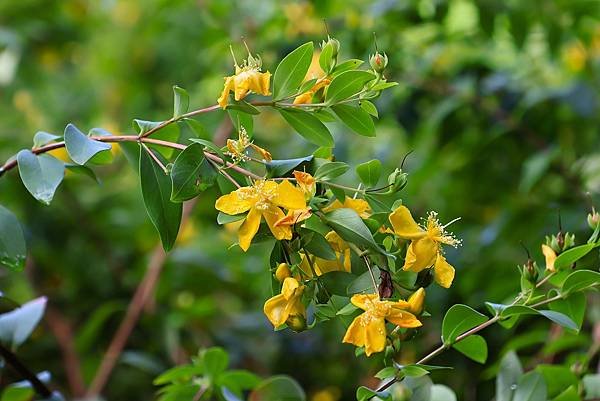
[{"x1": 0, "y1": 205, "x2": 26, "y2": 272}]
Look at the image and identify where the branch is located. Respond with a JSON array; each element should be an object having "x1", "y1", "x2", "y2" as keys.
[{"x1": 0, "y1": 342, "x2": 53, "y2": 399}]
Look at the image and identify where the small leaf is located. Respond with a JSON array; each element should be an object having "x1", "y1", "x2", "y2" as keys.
[
  {"x1": 331, "y1": 104, "x2": 375, "y2": 137},
  {"x1": 17, "y1": 151, "x2": 64, "y2": 205},
  {"x1": 452, "y1": 335, "x2": 487, "y2": 363},
  {"x1": 360, "y1": 100, "x2": 378, "y2": 117},
  {"x1": 561, "y1": 269, "x2": 600, "y2": 295},
  {"x1": 554, "y1": 243, "x2": 597, "y2": 270},
  {"x1": 356, "y1": 386, "x2": 378, "y2": 401},
  {"x1": 201, "y1": 347, "x2": 228, "y2": 379},
  {"x1": 273, "y1": 42, "x2": 314, "y2": 100},
  {"x1": 279, "y1": 108, "x2": 333, "y2": 147},
  {"x1": 330, "y1": 59, "x2": 363, "y2": 76},
  {"x1": 325, "y1": 70, "x2": 375, "y2": 104},
  {"x1": 33, "y1": 131, "x2": 60, "y2": 148},
  {"x1": 188, "y1": 138, "x2": 226, "y2": 160},
  {"x1": 0, "y1": 297, "x2": 47, "y2": 348},
  {"x1": 140, "y1": 146, "x2": 182, "y2": 251},
  {"x1": 321, "y1": 208, "x2": 384, "y2": 254},
  {"x1": 65, "y1": 164, "x2": 100, "y2": 183},
  {"x1": 249, "y1": 375, "x2": 306, "y2": 401},
  {"x1": 64, "y1": 123, "x2": 112, "y2": 165},
  {"x1": 170, "y1": 143, "x2": 217, "y2": 202},
  {"x1": 0, "y1": 205, "x2": 26, "y2": 272},
  {"x1": 513, "y1": 371, "x2": 547, "y2": 401},
  {"x1": 549, "y1": 292, "x2": 585, "y2": 330},
  {"x1": 133, "y1": 119, "x2": 180, "y2": 159},
  {"x1": 173, "y1": 85, "x2": 189, "y2": 118},
  {"x1": 375, "y1": 367, "x2": 397, "y2": 380},
  {"x1": 265, "y1": 155, "x2": 313, "y2": 178},
  {"x1": 441, "y1": 304, "x2": 488, "y2": 344},
  {"x1": 496, "y1": 351, "x2": 523, "y2": 401},
  {"x1": 226, "y1": 100, "x2": 261, "y2": 115},
  {"x1": 217, "y1": 212, "x2": 246, "y2": 225},
  {"x1": 401, "y1": 365, "x2": 430, "y2": 377},
  {"x1": 430, "y1": 385, "x2": 457, "y2": 401},
  {"x1": 356, "y1": 160, "x2": 382, "y2": 187},
  {"x1": 314, "y1": 161, "x2": 349, "y2": 180}
]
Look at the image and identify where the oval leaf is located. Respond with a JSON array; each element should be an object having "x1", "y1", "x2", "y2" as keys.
[
  {"x1": 325, "y1": 70, "x2": 375, "y2": 104},
  {"x1": 441, "y1": 304, "x2": 488, "y2": 344},
  {"x1": 331, "y1": 104, "x2": 375, "y2": 137},
  {"x1": 356, "y1": 159, "x2": 382, "y2": 187},
  {"x1": 554, "y1": 243, "x2": 597, "y2": 270},
  {"x1": 273, "y1": 42, "x2": 314, "y2": 100},
  {"x1": 170, "y1": 143, "x2": 217, "y2": 202},
  {"x1": 452, "y1": 335, "x2": 488, "y2": 363},
  {"x1": 279, "y1": 108, "x2": 333, "y2": 147},
  {"x1": 64, "y1": 123, "x2": 112, "y2": 165},
  {"x1": 17, "y1": 151, "x2": 64, "y2": 205},
  {"x1": 561, "y1": 269, "x2": 600, "y2": 294}
]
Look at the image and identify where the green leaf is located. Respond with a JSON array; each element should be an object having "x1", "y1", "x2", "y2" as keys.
[
  {"x1": 217, "y1": 212, "x2": 245, "y2": 225},
  {"x1": 356, "y1": 159, "x2": 382, "y2": 187},
  {"x1": 401, "y1": 365, "x2": 430, "y2": 377},
  {"x1": 319, "y1": 42, "x2": 334, "y2": 73},
  {"x1": 300, "y1": 228, "x2": 336, "y2": 260},
  {"x1": 356, "y1": 386, "x2": 378, "y2": 401},
  {"x1": 250, "y1": 375, "x2": 306, "y2": 401},
  {"x1": 582, "y1": 374, "x2": 600, "y2": 399},
  {"x1": 321, "y1": 208, "x2": 383, "y2": 253},
  {"x1": 561, "y1": 269, "x2": 600, "y2": 294},
  {"x1": 538, "y1": 310, "x2": 578, "y2": 332},
  {"x1": 0, "y1": 205, "x2": 26, "y2": 272},
  {"x1": 314, "y1": 161, "x2": 348, "y2": 180},
  {"x1": 452, "y1": 335, "x2": 487, "y2": 363},
  {"x1": 347, "y1": 268, "x2": 379, "y2": 295},
  {"x1": 201, "y1": 347, "x2": 228, "y2": 379},
  {"x1": 0, "y1": 297, "x2": 46, "y2": 348},
  {"x1": 554, "y1": 243, "x2": 597, "y2": 270},
  {"x1": 273, "y1": 42, "x2": 314, "y2": 100},
  {"x1": 64, "y1": 123, "x2": 111, "y2": 165},
  {"x1": 501, "y1": 305, "x2": 539, "y2": 318},
  {"x1": 188, "y1": 138, "x2": 225, "y2": 160},
  {"x1": 535, "y1": 365, "x2": 578, "y2": 398},
  {"x1": 133, "y1": 119, "x2": 180, "y2": 159},
  {"x1": 218, "y1": 370, "x2": 261, "y2": 395},
  {"x1": 228, "y1": 108, "x2": 253, "y2": 138},
  {"x1": 430, "y1": 385, "x2": 457, "y2": 401},
  {"x1": 360, "y1": 100, "x2": 378, "y2": 117},
  {"x1": 549, "y1": 292, "x2": 585, "y2": 330},
  {"x1": 496, "y1": 351, "x2": 523, "y2": 401},
  {"x1": 170, "y1": 143, "x2": 217, "y2": 202},
  {"x1": 325, "y1": 70, "x2": 375, "y2": 104},
  {"x1": 513, "y1": 371, "x2": 547, "y2": 401},
  {"x1": 265, "y1": 155, "x2": 313, "y2": 178},
  {"x1": 279, "y1": 108, "x2": 333, "y2": 147},
  {"x1": 371, "y1": 81, "x2": 398, "y2": 91},
  {"x1": 331, "y1": 104, "x2": 375, "y2": 137},
  {"x1": 374, "y1": 367, "x2": 397, "y2": 380},
  {"x1": 17, "y1": 151, "x2": 64, "y2": 205},
  {"x1": 330, "y1": 59, "x2": 363, "y2": 76},
  {"x1": 65, "y1": 164, "x2": 100, "y2": 183},
  {"x1": 33, "y1": 131, "x2": 60, "y2": 148},
  {"x1": 551, "y1": 385, "x2": 580, "y2": 401},
  {"x1": 441, "y1": 304, "x2": 488, "y2": 344},
  {"x1": 139, "y1": 146, "x2": 182, "y2": 251},
  {"x1": 320, "y1": 272, "x2": 355, "y2": 296},
  {"x1": 173, "y1": 85, "x2": 189, "y2": 118},
  {"x1": 226, "y1": 99, "x2": 261, "y2": 115},
  {"x1": 153, "y1": 364, "x2": 203, "y2": 385}
]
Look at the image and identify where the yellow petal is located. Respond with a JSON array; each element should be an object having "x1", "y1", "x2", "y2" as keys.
[
  {"x1": 386, "y1": 308, "x2": 422, "y2": 328},
  {"x1": 403, "y1": 238, "x2": 437, "y2": 272},
  {"x1": 389, "y1": 205, "x2": 427, "y2": 240},
  {"x1": 217, "y1": 76, "x2": 235, "y2": 109},
  {"x1": 322, "y1": 200, "x2": 343, "y2": 214},
  {"x1": 250, "y1": 143, "x2": 272, "y2": 161},
  {"x1": 293, "y1": 92, "x2": 313, "y2": 105},
  {"x1": 433, "y1": 253, "x2": 455, "y2": 288},
  {"x1": 325, "y1": 231, "x2": 349, "y2": 252},
  {"x1": 407, "y1": 288, "x2": 426, "y2": 315},
  {"x1": 342, "y1": 314, "x2": 367, "y2": 348},
  {"x1": 344, "y1": 198, "x2": 372, "y2": 219},
  {"x1": 262, "y1": 205, "x2": 292, "y2": 240},
  {"x1": 542, "y1": 244, "x2": 557, "y2": 272},
  {"x1": 215, "y1": 188, "x2": 256, "y2": 215},
  {"x1": 257, "y1": 71, "x2": 272, "y2": 95},
  {"x1": 349, "y1": 293, "x2": 380, "y2": 311},
  {"x1": 298, "y1": 253, "x2": 314, "y2": 278},
  {"x1": 273, "y1": 180, "x2": 306, "y2": 210},
  {"x1": 274, "y1": 208, "x2": 312, "y2": 227},
  {"x1": 238, "y1": 207, "x2": 262, "y2": 251},
  {"x1": 263, "y1": 294, "x2": 289, "y2": 327},
  {"x1": 363, "y1": 316, "x2": 387, "y2": 356},
  {"x1": 280, "y1": 277, "x2": 301, "y2": 300}
]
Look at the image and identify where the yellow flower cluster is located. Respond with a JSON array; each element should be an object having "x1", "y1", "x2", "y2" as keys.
[{"x1": 217, "y1": 51, "x2": 271, "y2": 109}]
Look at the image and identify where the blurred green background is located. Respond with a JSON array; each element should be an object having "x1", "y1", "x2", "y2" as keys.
[{"x1": 1, "y1": 1, "x2": 599, "y2": 400}]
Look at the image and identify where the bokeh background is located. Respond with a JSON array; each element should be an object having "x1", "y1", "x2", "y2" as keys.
[{"x1": 1, "y1": 1, "x2": 599, "y2": 400}]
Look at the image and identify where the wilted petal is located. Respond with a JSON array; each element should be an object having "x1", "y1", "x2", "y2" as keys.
[
  {"x1": 218, "y1": 76, "x2": 235, "y2": 109},
  {"x1": 542, "y1": 244, "x2": 557, "y2": 272}
]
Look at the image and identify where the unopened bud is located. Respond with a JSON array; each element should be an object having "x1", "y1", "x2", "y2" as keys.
[
  {"x1": 286, "y1": 314, "x2": 307, "y2": 332},
  {"x1": 275, "y1": 263, "x2": 292, "y2": 282},
  {"x1": 522, "y1": 259, "x2": 539, "y2": 283},
  {"x1": 545, "y1": 232, "x2": 575, "y2": 254},
  {"x1": 325, "y1": 36, "x2": 340, "y2": 58},
  {"x1": 369, "y1": 52, "x2": 388, "y2": 74},
  {"x1": 407, "y1": 288, "x2": 426, "y2": 315},
  {"x1": 386, "y1": 168, "x2": 408, "y2": 193},
  {"x1": 588, "y1": 208, "x2": 600, "y2": 230}
]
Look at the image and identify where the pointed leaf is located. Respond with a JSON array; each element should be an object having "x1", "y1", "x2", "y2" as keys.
[
  {"x1": 17, "y1": 151, "x2": 64, "y2": 205},
  {"x1": 64, "y1": 123, "x2": 111, "y2": 165},
  {"x1": 325, "y1": 70, "x2": 375, "y2": 104},
  {"x1": 173, "y1": 85, "x2": 189, "y2": 118},
  {"x1": 273, "y1": 42, "x2": 314, "y2": 100},
  {"x1": 279, "y1": 108, "x2": 333, "y2": 147},
  {"x1": 331, "y1": 104, "x2": 375, "y2": 137},
  {"x1": 170, "y1": 143, "x2": 217, "y2": 202}
]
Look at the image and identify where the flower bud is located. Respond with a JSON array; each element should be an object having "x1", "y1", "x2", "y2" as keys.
[
  {"x1": 275, "y1": 263, "x2": 292, "y2": 282},
  {"x1": 407, "y1": 288, "x2": 426, "y2": 315},
  {"x1": 286, "y1": 314, "x2": 307, "y2": 332},
  {"x1": 325, "y1": 36, "x2": 340, "y2": 58},
  {"x1": 369, "y1": 52, "x2": 388, "y2": 74},
  {"x1": 545, "y1": 232, "x2": 575, "y2": 254},
  {"x1": 588, "y1": 208, "x2": 600, "y2": 230},
  {"x1": 386, "y1": 168, "x2": 408, "y2": 194},
  {"x1": 522, "y1": 259, "x2": 539, "y2": 283}
]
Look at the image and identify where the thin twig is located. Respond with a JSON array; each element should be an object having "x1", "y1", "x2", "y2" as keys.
[
  {"x1": 0, "y1": 343, "x2": 53, "y2": 398},
  {"x1": 140, "y1": 142, "x2": 168, "y2": 174}
]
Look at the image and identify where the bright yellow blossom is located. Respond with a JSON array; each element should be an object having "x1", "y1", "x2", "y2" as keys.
[
  {"x1": 263, "y1": 277, "x2": 306, "y2": 328},
  {"x1": 215, "y1": 180, "x2": 305, "y2": 251},
  {"x1": 342, "y1": 294, "x2": 421, "y2": 356},
  {"x1": 542, "y1": 244, "x2": 557, "y2": 272},
  {"x1": 323, "y1": 198, "x2": 372, "y2": 219},
  {"x1": 293, "y1": 170, "x2": 316, "y2": 199},
  {"x1": 217, "y1": 51, "x2": 271, "y2": 109},
  {"x1": 389, "y1": 206, "x2": 460, "y2": 288}
]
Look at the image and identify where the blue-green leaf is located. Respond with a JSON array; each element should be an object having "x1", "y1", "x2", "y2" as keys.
[
  {"x1": 17, "y1": 151, "x2": 64, "y2": 205},
  {"x1": 0, "y1": 205, "x2": 26, "y2": 272},
  {"x1": 64, "y1": 123, "x2": 111, "y2": 165}
]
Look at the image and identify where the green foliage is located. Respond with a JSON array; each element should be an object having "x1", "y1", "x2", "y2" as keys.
[
  {"x1": 272, "y1": 42, "x2": 314, "y2": 100},
  {"x1": 0, "y1": 205, "x2": 26, "y2": 271}
]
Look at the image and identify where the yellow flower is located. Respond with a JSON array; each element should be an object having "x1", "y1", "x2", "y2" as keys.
[
  {"x1": 542, "y1": 244, "x2": 557, "y2": 272},
  {"x1": 407, "y1": 288, "x2": 426, "y2": 315},
  {"x1": 226, "y1": 126, "x2": 272, "y2": 162},
  {"x1": 263, "y1": 277, "x2": 306, "y2": 328},
  {"x1": 293, "y1": 78, "x2": 331, "y2": 105},
  {"x1": 342, "y1": 294, "x2": 421, "y2": 356},
  {"x1": 274, "y1": 207, "x2": 312, "y2": 227},
  {"x1": 215, "y1": 180, "x2": 306, "y2": 251},
  {"x1": 323, "y1": 198, "x2": 372, "y2": 219},
  {"x1": 389, "y1": 206, "x2": 460, "y2": 288},
  {"x1": 293, "y1": 170, "x2": 316, "y2": 199},
  {"x1": 217, "y1": 52, "x2": 271, "y2": 109}
]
